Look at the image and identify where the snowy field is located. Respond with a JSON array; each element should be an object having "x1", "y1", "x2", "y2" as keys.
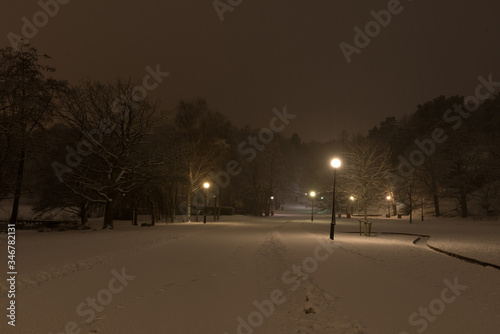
[{"x1": 1, "y1": 205, "x2": 499, "y2": 334}]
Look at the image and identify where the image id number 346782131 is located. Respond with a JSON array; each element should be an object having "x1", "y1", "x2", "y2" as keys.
[{"x1": 6, "y1": 224, "x2": 17, "y2": 327}]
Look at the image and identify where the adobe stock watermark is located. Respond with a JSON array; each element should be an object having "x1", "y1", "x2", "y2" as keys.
[
  {"x1": 51, "y1": 64, "x2": 169, "y2": 182},
  {"x1": 339, "y1": 0, "x2": 405, "y2": 64},
  {"x1": 385, "y1": 73, "x2": 500, "y2": 186},
  {"x1": 49, "y1": 267, "x2": 135, "y2": 334},
  {"x1": 223, "y1": 237, "x2": 337, "y2": 334},
  {"x1": 8, "y1": 0, "x2": 72, "y2": 50},
  {"x1": 213, "y1": 0, "x2": 244, "y2": 22},
  {"x1": 399, "y1": 277, "x2": 467, "y2": 334},
  {"x1": 183, "y1": 106, "x2": 296, "y2": 220}
]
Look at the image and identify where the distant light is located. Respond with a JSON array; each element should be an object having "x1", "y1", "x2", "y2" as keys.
[
  {"x1": 310, "y1": 191, "x2": 316, "y2": 197},
  {"x1": 305, "y1": 193, "x2": 308, "y2": 196},
  {"x1": 350, "y1": 196, "x2": 355, "y2": 201},
  {"x1": 204, "y1": 182, "x2": 210, "y2": 189},
  {"x1": 330, "y1": 158, "x2": 341, "y2": 168},
  {"x1": 270, "y1": 196, "x2": 274, "y2": 200},
  {"x1": 321, "y1": 197, "x2": 324, "y2": 200},
  {"x1": 386, "y1": 195, "x2": 391, "y2": 200}
]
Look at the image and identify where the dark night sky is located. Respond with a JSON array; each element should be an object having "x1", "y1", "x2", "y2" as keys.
[{"x1": 1, "y1": 0, "x2": 500, "y2": 142}]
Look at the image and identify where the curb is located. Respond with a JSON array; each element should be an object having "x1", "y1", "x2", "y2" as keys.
[
  {"x1": 426, "y1": 242, "x2": 500, "y2": 271},
  {"x1": 359, "y1": 231, "x2": 500, "y2": 271}
]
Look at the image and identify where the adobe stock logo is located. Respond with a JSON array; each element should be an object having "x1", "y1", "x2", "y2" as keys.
[
  {"x1": 51, "y1": 64, "x2": 169, "y2": 182},
  {"x1": 385, "y1": 73, "x2": 500, "y2": 186},
  {"x1": 400, "y1": 277, "x2": 468, "y2": 334},
  {"x1": 8, "y1": 0, "x2": 72, "y2": 50},
  {"x1": 212, "y1": 0, "x2": 244, "y2": 22},
  {"x1": 183, "y1": 106, "x2": 296, "y2": 221},
  {"x1": 49, "y1": 267, "x2": 135, "y2": 334},
  {"x1": 339, "y1": 0, "x2": 405, "y2": 64},
  {"x1": 223, "y1": 238, "x2": 337, "y2": 334}
]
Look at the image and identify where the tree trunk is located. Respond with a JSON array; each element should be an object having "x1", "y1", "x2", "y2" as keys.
[
  {"x1": 409, "y1": 193, "x2": 413, "y2": 224},
  {"x1": 151, "y1": 200, "x2": 156, "y2": 226},
  {"x1": 167, "y1": 189, "x2": 174, "y2": 223},
  {"x1": 187, "y1": 191, "x2": 191, "y2": 222},
  {"x1": 80, "y1": 202, "x2": 89, "y2": 228},
  {"x1": 10, "y1": 149, "x2": 26, "y2": 225},
  {"x1": 460, "y1": 188, "x2": 468, "y2": 218},
  {"x1": 173, "y1": 184, "x2": 177, "y2": 220},
  {"x1": 216, "y1": 195, "x2": 220, "y2": 220},
  {"x1": 132, "y1": 200, "x2": 138, "y2": 225},
  {"x1": 421, "y1": 198, "x2": 424, "y2": 222},
  {"x1": 433, "y1": 193, "x2": 440, "y2": 217},
  {"x1": 213, "y1": 196, "x2": 217, "y2": 221},
  {"x1": 429, "y1": 161, "x2": 440, "y2": 217},
  {"x1": 102, "y1": 200, "x2": 114, "y2": 229}
]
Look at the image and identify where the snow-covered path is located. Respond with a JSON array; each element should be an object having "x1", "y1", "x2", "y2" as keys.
[{"x1": 1, "y1": 211, "x2": 499, "y2": 334}]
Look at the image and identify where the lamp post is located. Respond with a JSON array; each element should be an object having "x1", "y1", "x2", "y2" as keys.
[
  {"x1": 421, "y1": 197, "x2": 424, "y2": 222},
  {"x1": 213, "y1": 194, "x2": 217, "y2": 222},
  {"x1": 349, "y1": 196, "x2": 355, "y2": 217},
  {"x1": 330, "y1": 158, "x2": 341, "y2": 240},
  {"x1": 386, "y1": 195, "x2": 391, "y2": 218},
  {"x1": 310, "y1": 191, "x2": 316, "y2": 222},
  {"x1": 270, "y1": 196, "x2": 274, "y2": 216},
  {"x1": 203, "y1": 182, "x2": 210, "y2": 223}
]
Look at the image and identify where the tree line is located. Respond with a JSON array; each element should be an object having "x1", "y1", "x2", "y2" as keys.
[
  {"x1": 0, "y1": 46, "x2": 302, "y2": 228},
  {"x1": 1, "y1": 45, "x2": 499, "y2": 228}
]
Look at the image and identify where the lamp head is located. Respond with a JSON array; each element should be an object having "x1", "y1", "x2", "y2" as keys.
[{"x1": 330, "y1": 158, "x2": 341, "y2": 168}]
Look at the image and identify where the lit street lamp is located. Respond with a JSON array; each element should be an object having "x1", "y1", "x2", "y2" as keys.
[
  {"x1": 330, "y1": 158, "x2": 341, "y2": 240},
  {"x1": 386, "y1": 195, "x2": 391, "y2": 218},
  {"x1": 310, "y1": 191, "x2": 316, "y2": 222},
  {"x1": 349, "y1": 196, "x2": 355, "y2": 217},
  {"x1": 203, "y1": 182, "x2": 210, "y2": 223}
]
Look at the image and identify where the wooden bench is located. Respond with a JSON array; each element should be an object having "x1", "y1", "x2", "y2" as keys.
[{"x1": 358, "y1": 219, "x2": 373, "y2": 237}]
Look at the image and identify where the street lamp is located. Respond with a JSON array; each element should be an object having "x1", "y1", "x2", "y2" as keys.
[
  {"x1": 270, "y1": 196, "x2": 274, "y2": 216},
  {"x1": 330, "y1": 158, "x2": 341, "y2": 240},
  {"x1": 386, "y1": 195, "x2": 391, "y2": 218},
  {"x1": 310, "y1": 191, "x2": 316, "y2": 222},
  {"x1": 349, "y1": 196, "x2": 355, "y2": 217},
  {"x1": 203, "y1": 182, "x2": 210, "y2": 223}
]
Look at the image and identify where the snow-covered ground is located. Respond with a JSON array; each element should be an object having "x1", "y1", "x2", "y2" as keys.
[{"x1": 1, "y1": 204, "x2": 499, "y2": 333}]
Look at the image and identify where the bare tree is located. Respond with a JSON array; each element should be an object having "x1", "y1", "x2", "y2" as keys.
[
  {"x1": 395, "y1": 174, "x2": 427, "y2": 223},
  {"x1": 173, "y1": 99, "x2": 229, "y2": 221},
  {"x1": 440, "y1": 129, "x2": 488, "y2": 218},
  {"x1": 31, "y1": 124, "x2": 97, "y2": 228},
  {"x1": 55, "y1": 79, "x2": 162, "y2": 229},
  {"x1": 344, "y1": 139, "x2": 392, "y2": 222},
  {"x1": 0, "y1": 44, "x2": 64, "y2": 224}
]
